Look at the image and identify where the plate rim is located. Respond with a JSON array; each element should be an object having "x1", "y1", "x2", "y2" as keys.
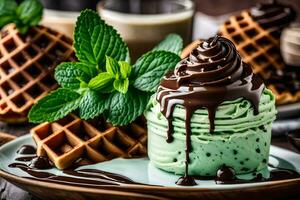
[
  {"x1": 1, "y1": 135, "x2": 300, "y2": 194},
  {"x1": 277, "y1": 102, "x2": 300, "y2": 119}
]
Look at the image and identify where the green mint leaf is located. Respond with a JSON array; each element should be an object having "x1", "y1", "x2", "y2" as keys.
[
  {"x1": 113, "y1": 78, "x2": 129, "y2": 94},
  {"x1": 28, "y1": 88, "x2": 81, "y2": 123},
  {"x1": 153, "y1": 34, "x2": 183, "y2": 55},
  {"x1": 106, "y1": 88, "x2": 149, "y2": 126},
  {"x1": 0, "y1": 0, "x2": 17, "y2": 28},
  {"x1": 74, "y1": 10, "x2": 129, "y2": 68},
  {"x1": 78, "y1": 89, "x2": 107, "y2": 119},
  {"x1": 55, "y1": 62, "x2": 97, "y2": 89},
  {"x1": 88, "y1": 72, "x2": 114, "y2": 92},
  {"x1": 132, "y1": 51, "x2": 180, "y2": 92},
  {"x1": 105, "y1": 56, "x2": 120, "y2": 77},
  {"x1": 119, "y1": 61, "x2": 131, "y2": 79},
  {"x1": 15, "y1": 0, "x2": 43, "y2": 34}
]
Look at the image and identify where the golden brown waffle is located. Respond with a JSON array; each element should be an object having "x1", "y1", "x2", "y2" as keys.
[
  {"x1": 31, "y1": 114, "x2": 147, "y2": 169},
  {"x1": 219, "y1": 11, "x2": 284, "y2": 79},
  {"x1": 218, "y1": 11, "x2": 299, "y2": 105},
  {"x1": 0, "y1": 24, "x2": 76, "y2": 123}
]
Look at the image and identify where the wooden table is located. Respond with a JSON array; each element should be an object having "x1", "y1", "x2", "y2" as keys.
[{"x1": 0, "y1": 122, "x2": 299, "y2": 200}]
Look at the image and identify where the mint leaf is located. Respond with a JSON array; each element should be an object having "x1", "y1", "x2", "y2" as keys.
[
  {"x1": 15, "y1": 0, "x2": 43, "y2": 34},
  {"x1": 78, "y1": 89, "x2": 107, "y2": 119},
  {"x1": 29, "y1": 88, "x2": 81, "y2": 123},
  {"x1": 55, "y1": 62, "x2": 97, "y2": 89},
  {"x1": 0, "y1": 0, "x2": 17, "y2": 28},
  {"x1": 153, "y1": 34, "x2": 183, "y2": 55},
  {"x1": 88, "y1": 72, "x2": 114, "y2": 92},
  {"x1": 106, "y1": 88, "x2": 149, "y2": 126},
  {"x1": 106, "y1": 56, "x2": 120, "y2": 77},
  {"x1": 74, "y1": 10, "x2": 129, "y2": 68},
  {"x1": 113, "y1": 78, "x2": 129, "y2": 94},
  {"x1": 119, "y1": 61, "x2": 131, "y2": 79},
  {"x1": 132, "y1": 51, "x2": 180, "y2": 92}
]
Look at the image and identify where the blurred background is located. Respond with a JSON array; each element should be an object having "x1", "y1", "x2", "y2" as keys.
[
  {"x1": 40, "y1": 0, "x2": 300, "y2": 49},
  {"x1": 194, "y1": 0, "x2": 300, "y2": 16},
  {"x1": 39, "y1": 0, "x2": 300, "y2": 135},
  {"x1": 39, "y1": 0, "x2": 300, "y2": 16}
]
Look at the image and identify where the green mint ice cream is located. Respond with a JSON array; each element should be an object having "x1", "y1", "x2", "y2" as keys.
[
  {"x1": 145, "y1": 88, "x2": 276, "y2": 176},
  {"x1": 144, "y1": 37, "x2": 277, "y2": 184}
]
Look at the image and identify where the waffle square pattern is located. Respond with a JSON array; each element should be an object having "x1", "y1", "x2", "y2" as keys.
[
  {"x1": 0, "y1": 25, "x2": 75, "y2": 123},
  {"x1": 220, "y1": 11, "x2": 284, "y2": 79},
  {"x1": 220, "y1": 11, "x2": 299, "y2": 105},
  {"x1": 31, "y1": 114, "x2": 147, "y2": 169}
]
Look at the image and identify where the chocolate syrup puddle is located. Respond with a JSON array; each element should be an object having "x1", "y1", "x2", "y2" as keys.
[
  {"x1": 213, "y1": 165, "x2": 300, "y2": 184},
  {"x1": 9, "y1": 145, "x2": 143, "y2": 187},
  {"x1": 7, "y1": 145, "x2": 300, "y2": 187},
  {"x1": 16, "y1": 145, "x2": 36, "y2": 155},
  {"x1": 15, "y1": 156, "x2": 36, "y2": 162},
  {"x1": 157, "y1": 36, "x2": 265, "y2": 185}
]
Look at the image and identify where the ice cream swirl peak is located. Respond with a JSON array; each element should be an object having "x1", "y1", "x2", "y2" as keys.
[{"x1": 173, "y1": 36, "x2": 243, "y2": 86}]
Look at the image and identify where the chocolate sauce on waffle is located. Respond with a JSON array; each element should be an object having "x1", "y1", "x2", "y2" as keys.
[
  {"x1": 8, "y1": 144, "x2": 300, "y2": 186},
  {"x1": 156, "y1": 36, "x2": 265, "y2": 185},
  {"x1": 250, "y1": 0, "x2": 296, "y2": 30}
]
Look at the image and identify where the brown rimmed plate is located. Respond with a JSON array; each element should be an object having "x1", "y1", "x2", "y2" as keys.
[{"x1": 0, "y1": 135, "x2": 300, "y2": 200}]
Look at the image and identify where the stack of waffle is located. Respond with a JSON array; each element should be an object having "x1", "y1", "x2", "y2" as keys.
[
  {"x1": 0, "y1": 25, "x2": 76, "y2": 123},
  {"x1": 31, "y1": 114, "x2": 147, "y2": 169},
  {"x1": 219, "y1": 1, "x2": 297, "y2": 105}
]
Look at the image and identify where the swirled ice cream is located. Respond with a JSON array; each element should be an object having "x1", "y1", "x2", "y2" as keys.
[{"x1": 145, "y1": 36, "x2": 277, "y2": 185}]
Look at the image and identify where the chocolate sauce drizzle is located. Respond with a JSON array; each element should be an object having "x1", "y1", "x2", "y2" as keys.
[
  {"x1": 250, "y1": 0, "x2": 296, "y2": 30},
  {"x1": 156, "y1": 36, "x2": 265, "y2": 185},
  {"x1": 10, "y1": 145, "x2": 142, "y2": 187},
  {"x1": 214, "y1": 164, "x2": 300, "y2": 184},
  {"x1": 8, "y1": 145, "x2": 300, "y2": 187}
]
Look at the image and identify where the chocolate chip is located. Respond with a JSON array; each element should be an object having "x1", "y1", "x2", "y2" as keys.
[{"x1": 256, "y1": 148, "x2": 261, "y2": 153}]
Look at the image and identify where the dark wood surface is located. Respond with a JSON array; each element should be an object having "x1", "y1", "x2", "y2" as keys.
[{"x1": 0, "y1": 121, "x2": 299, "y2": 200}]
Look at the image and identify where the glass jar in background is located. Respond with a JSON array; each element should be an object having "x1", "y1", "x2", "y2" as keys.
[
  {"x1": 40, "y1": 0, "x2": 99, "y2": 38},
  {"x1": 98, "y1": 0, "x2": 195, "y2": 61}
]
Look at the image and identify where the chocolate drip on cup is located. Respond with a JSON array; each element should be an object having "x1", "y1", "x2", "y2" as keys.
[
  {"x1": 156, "y1": 36, "x2": 265, "y2": 185},
  {"x1": 250, "y1": 0, "x2": 296, "y2": 30}
]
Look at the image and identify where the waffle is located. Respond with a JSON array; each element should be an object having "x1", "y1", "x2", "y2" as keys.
[
  {"x1": 0, "y1": 131, "x2": 16, "y2": 146},
  {"x1": 31, "y1": 114, "x2": 147, "y2": 169},
  {"x1": 0, "y1": 24, "x2": 76, "y2": 123},
  {"x1": 218, "y1": 11, "x2": 299, "y2": 105},
  {"x1": 219, "y1": 11, "x2": 284, "y2": 79},
  {"x1": 267, "y1": 67, "x2": 300, "y2": 105}
]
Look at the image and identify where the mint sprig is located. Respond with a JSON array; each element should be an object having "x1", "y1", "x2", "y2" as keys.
[
  {"x1": 29, "y1": 9, "x2": 183, "y2": 126},
  {"x1": 132, "y1": 51, "x2": 181, "y2": 92},
  {"x1": 74, "y1": 10, "x2": 129, "y2": 69},
  {"x1": 0, "y1": 0, "x2": 43, "y2": 34},
  {"x1": 29, "y1": 89, "x2": 81, "y2": 123},
  {"x1": 78, "y1": 89, "x2": 107, "y2": 120},
  {"x1": 55, "y1": 62, "x2": 97, "y2": 90},
  {"x1": 153, "y1": 34, "x2": 183, "y2": 55}
]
